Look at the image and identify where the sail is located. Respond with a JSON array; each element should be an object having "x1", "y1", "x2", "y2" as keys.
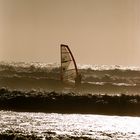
[{"x1": 60, "y1": 44, "x2": 78, "y2": 81}]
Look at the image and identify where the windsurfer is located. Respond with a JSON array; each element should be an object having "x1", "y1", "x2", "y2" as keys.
[
  {"x1": 75, "y1": 73, "x2": 82, "y2": 86},
  {"x1": 60, "y1": 44, "x2": 82, "y2": 86}
]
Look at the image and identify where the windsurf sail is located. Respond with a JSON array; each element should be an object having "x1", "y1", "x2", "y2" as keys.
[{"x1": 60, "y1": 44, "x2": 78, "y2": 82}]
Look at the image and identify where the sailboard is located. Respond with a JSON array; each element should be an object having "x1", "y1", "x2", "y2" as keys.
[{"x1": 60, "y1": 44, "x2": 79, "y2": 83}]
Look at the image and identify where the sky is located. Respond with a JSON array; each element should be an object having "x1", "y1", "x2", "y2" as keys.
[{"x1": 0, "y1": 0, "x2": 140, "y2": 66}]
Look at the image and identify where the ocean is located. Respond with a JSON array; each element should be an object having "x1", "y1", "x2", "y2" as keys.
[
  {"x1": 0, "y1": 61, "x2": 140, "y2": 139},
  {"x1": 1, "y1": 61, "x2": 140, "y2": 94},
  {"x1": 0, "y1": 111, "x2": 140, "y2": 140}
]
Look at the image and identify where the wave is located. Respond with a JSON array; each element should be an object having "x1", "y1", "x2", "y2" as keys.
[
  {"x1": 0, "y1": 88, "x2": 140, "y2": 116},
  {"x1": 78, "y1": 64, "x2": 140, "y2": 71},
  {"x1": 87, "y1": 82, "x2": 137, "y2": 87},
  {"x1": 1, "y1": 61, "x2": 140, "y2": 72},
  {"x1": 1, "y1": 61, "x2": 140, "y2": 93},
  {"x1": 1, "y1": 75, "x2": 140, "y2": 95}
]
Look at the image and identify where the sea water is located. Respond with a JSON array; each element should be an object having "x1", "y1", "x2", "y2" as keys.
[
  {"x1": 0, "y1": 111, "x2": 140, "y2": 139},
  {"x1": 1, "y1": 62, "x2": 140, "y2": 139}
]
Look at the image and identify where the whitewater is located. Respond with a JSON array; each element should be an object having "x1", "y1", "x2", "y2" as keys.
[{"x1": 1, "y1": 61, "x2": 140, "y2": 94}]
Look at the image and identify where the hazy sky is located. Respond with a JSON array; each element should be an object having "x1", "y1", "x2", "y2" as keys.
[{"x1": 0, "y1": 0, "x2": 140, "y2": 66}]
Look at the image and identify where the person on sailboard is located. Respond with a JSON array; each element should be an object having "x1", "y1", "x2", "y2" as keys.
[
  {"x1": 60, "y1": 44, "x2": 82, "y2": 86},
  {"x1": 75, "y1": 73, "x2": 82, "y2": 86}
]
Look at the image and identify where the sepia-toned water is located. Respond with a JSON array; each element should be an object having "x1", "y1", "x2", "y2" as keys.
[
  {"x1": 1, "y1": 62, "x2": 140, "y2": 95},
  {"x1": 0, "y1": 111, "x2": 140, "y2": 139},
  {"x1": 1, "y1": 62, "x2": 140, "y2": 139}
]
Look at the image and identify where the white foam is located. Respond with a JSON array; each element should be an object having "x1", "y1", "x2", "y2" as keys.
[
  {"x1": 1, "y1": 61, "x2": 140, "y2": 71},
  {"x1": 78, "y1": 64, "x2": 140, "y2": 71}
]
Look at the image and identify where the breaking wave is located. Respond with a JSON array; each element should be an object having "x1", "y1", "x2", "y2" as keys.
[
  {"x1": 0, "y1": 88, "x2": 140, "y2": 116},
  {"x1": 1, "y1": 61, "x2": 140, "y2": 94}
]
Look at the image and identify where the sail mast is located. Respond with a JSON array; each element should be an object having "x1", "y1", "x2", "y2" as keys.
[{"x1": 60, "y1": 44, "x2": 63, "y2": 81}]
